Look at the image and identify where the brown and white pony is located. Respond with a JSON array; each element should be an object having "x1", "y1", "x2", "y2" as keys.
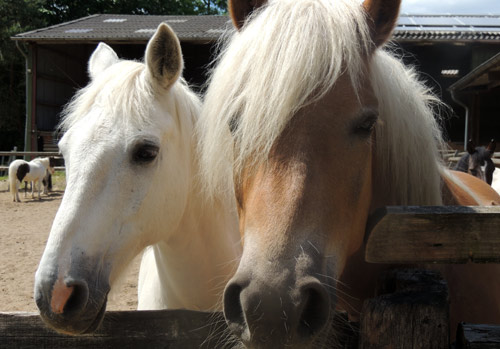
[{"x1": 198, "y1": 0, "x2": 500, "y2": 347}]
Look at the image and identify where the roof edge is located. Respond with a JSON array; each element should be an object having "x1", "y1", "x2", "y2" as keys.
[{"x1": 449, "y1": 52, "x2": 500, "y2": 91}]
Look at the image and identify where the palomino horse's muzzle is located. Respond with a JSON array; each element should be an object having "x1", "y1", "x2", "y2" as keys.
[{"x1": 223, "y1": 271, "x2": 331, "y2": 347}]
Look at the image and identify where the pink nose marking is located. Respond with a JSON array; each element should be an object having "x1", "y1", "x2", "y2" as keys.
[{"x1": 51, "y1": 279, "x2": 74, "y2": 314}]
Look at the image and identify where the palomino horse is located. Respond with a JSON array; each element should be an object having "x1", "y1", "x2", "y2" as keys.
[
  {"x1": 454, "y1": 139, "x2": 496, "y2": 185},
  {"x1": 9, "y1": 157, "x2": 55, "y2": 202},
  {"x1": 198, "y1": 0, "x2": 500, "y2": 347},
  {"x1": 34, "y1": 24, "x2": 240, "y2": 335}
]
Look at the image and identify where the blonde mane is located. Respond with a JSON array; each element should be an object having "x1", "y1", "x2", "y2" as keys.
[
  {"x1": 198, "y1": 0, "x2": 448, "y2": 206},
  {"x1": 370, "y1": 50, "x2": 445, "y2": 205},
  {"x1": 60, "y1": 60, "x2": 200, "y2": 134}
]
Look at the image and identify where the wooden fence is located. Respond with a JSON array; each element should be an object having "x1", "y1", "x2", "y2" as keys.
[
  {"x1": 0, "y1": 151, "x2": 63, "y2": 174},
  {"x1": 442, "y1": 150, "x2": 500, "y2": 168},
  {"x1": 1, "y1": 206, "x2": 500, "y2": 348},
  {"x1": 1, "y1": 149, "x2": 499, "y2": 172}
]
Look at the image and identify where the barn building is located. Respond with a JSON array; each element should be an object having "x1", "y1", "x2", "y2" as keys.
[{"x1": 11, "y1": 14, "x2": 500, "y2": 152}]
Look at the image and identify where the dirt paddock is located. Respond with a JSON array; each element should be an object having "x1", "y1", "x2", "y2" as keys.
[{"x1": 0, "y1": 180, "x2": 139, "y2": 312}]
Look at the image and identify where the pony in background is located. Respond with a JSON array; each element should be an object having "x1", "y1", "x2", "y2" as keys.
[
  {"x1": 42, "y1": 169, "x2": 53, "y2": 195},
  {"x1": 35, "y1": 24, "x2": 240, "y2": 335},
  {"x1": 454, "y1": 139, "x2": 496, "y2": 186},
  {"x1": 198, "y1": 0, "x2": 500, "y2": 347},
  {"x1": 8, "y1": 157, "x2": 55, "y2": 202}
]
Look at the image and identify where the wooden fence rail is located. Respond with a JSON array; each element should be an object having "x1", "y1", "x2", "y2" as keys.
[
  {"x1": 0, "y1": 310, "x2": 226, "y2": 349},
  {"x1": 0, "y1": 166, "x2": 65, "y2": 171},
  {"x1": 0, "y1": 151, "x2": 64, "y2": 174},
  {"x1": 0, "y1": 152, "x2": 60, "y2": 157},
  {"x1": 365, "y1": 206, "x2": 500, "y2": 263},
  {"x1": 2, "y1": 206, "x2": 500, "y2": 348}
]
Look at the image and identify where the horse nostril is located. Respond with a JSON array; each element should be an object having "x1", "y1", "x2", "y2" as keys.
[
  {"x1": 297, "y1": 282, "x2": 330, "y2": 338},
  {"x1": 223, "y1": 281, "x2": 248, "y2": 339},
  {"x1": 51, "y1": 279, "x2": 89, "y2": 316}
]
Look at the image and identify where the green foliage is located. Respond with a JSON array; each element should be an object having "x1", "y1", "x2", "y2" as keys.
[
  {"x1": 0, "y1": 0, "x2": 226, "y2": 151},
  {"x1": 0, "y1": 0, "x2": 48, "y2": 151},
  {"x1": 40, "y1": 0, "x2": 227, "y2": 24}
]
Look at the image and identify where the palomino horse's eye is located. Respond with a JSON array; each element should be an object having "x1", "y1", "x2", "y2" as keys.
[
  {"x1": 354, "y1": 111, "x2": 379, "y2": 136},
  {"x1": 132, "y1": 143, "x2": 159, "y2": 164}
]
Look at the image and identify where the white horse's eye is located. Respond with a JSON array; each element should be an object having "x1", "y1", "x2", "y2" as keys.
[{"x1": 132, "y1": 143, "x2": 159, "y2": 164}]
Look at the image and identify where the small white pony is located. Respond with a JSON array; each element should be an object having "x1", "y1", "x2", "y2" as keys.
[
  {"x1": 8, "y1": 157, "x2": 55, "y2": 202},
  {"x1": 34, "y1": 23, "x2": 241, "y2": 335}
]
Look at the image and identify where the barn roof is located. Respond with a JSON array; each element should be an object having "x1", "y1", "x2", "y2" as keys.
[
  {"x1": 395, "y1": 14, "x2": 500, "y2": 42},
  {"x1": 449, "y1": 52, "x2": 500, "y2": 92},
  {"x1": 11, "y1": 13, "x2": 500, "y2": 44},
  {"x1": 11, "y1": 14, "x2": 230, "y2": 43}
]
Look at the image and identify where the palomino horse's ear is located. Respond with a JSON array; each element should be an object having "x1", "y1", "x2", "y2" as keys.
[
  {"x1": 467, "y1": 139, "x2": 475, "y2": 155},
  {"x1": 487, "y1": 139, "x2": 496, "y2": 154},
  {"x1": 145, "y1": 23, "x2": 183, "y2": 90},
  {"x1": 362, "y1": 0, "x2": 401, "y2": 47},
  {"x1": 229, "y1": 0, "x2": 267, "y2": 30},
  {"x1": 88, "y1": 43, "x2": 119, "y2": 80}
]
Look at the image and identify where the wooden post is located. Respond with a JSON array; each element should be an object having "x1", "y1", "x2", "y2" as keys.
[{"x1": 359, "y1": 269, "x2": 449, "y2": 349}]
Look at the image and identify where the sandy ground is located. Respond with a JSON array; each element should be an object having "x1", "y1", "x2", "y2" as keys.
[{"x1": 0, "y1": 179, "x2": 140, "y2": 313}]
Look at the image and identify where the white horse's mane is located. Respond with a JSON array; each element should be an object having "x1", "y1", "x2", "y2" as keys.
[
  {"x1": 198, "y1": 0, "x2": 446, "y2": 205},
  {"x1": 60, "y1": 60, "x2": 200, "y2": 133}
]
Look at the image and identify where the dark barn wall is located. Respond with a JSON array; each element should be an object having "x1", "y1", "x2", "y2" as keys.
[
  {"x1": 477, "y1": 89, "x2": 500, "y2": 144},
  {"x1": 100, "y1": 42, "x2": 213, "y2": 90},
  {"x1": 35, "y1": 44, "x2": 89, "y2": 132},
  {"x1": 30, "y1": 41, "x2": 213, "y2": 150},
  {"x1": 29, "y1": 39, "x2": 500, "y2": 151},
  {"x1": 396, "y1": 41, "x2": 500, "y2": 147}
]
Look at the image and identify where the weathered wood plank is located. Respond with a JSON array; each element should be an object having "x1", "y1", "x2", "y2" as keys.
[
  {"x1": 365, "y1": 206, "x2": 500, "y2": 264},
  {"x1": 456, "y1": 323, "x2": 500, "y2": 349},
  {"x1": 0, "y1": 310, "x2": 360, "y2": 348},
  {"x1": 359, "y1": 269, "x2": 449, "y2": 349},
  {"x1": 0, "y1": 310, "x2": 228, "y2": 349}
]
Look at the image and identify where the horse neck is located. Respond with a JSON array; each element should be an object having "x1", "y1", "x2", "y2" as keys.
[
  {"x1": 442, "y1": 169, "x2": 500, "y2": 206},
  {"x1": 150, "y1": 144, "x2": 240, "y2": 309}
]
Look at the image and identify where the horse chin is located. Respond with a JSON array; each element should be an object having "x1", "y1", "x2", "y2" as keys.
[
  {"x1": 81, "y1": 297, "x2": 108, "y2": 334},
  {"x1": 40, "y1": 294, "x2": 109, "y2": 336}
]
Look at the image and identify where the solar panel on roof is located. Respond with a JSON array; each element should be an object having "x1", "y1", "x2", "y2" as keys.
[
  {"x1": 411, "y1": 16, "x2": 461, "y2": 26},
  {"x1": 397, "y1": 17, "x2": 416, "y2": 26},
  {"x1": 459, "y1": 17, "x2": 500, "y2": 26}
]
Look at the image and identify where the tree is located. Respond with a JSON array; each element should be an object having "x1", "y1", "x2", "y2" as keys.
[
  {"x1": 40, "y1": 0, "x2": 227, "y2": 24},
  {"x1": 0, "y1": 0, "x2": 48, "y2": 151}
]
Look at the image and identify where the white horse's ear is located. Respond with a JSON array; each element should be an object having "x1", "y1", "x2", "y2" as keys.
[
  {"x1": 363, "y1": 0, "x2": 401, "y2": 48},
  {"x1": 145, "y1": 23, "x2": 183, "y2": 90},
  {"x1": 229, "y1": 0, "x2": 267, "y2": 30},
  {"x1": 88, "y1": 43, "x2": 119, "y2": 80}
]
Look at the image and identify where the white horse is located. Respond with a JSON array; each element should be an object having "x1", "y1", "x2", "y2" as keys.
[
  {"x1": 34, "y1": 23, "x2": 240, "y2": 335},
  {"x1": 9, "y1": 157, "x2": 55, "y2": 202}
]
